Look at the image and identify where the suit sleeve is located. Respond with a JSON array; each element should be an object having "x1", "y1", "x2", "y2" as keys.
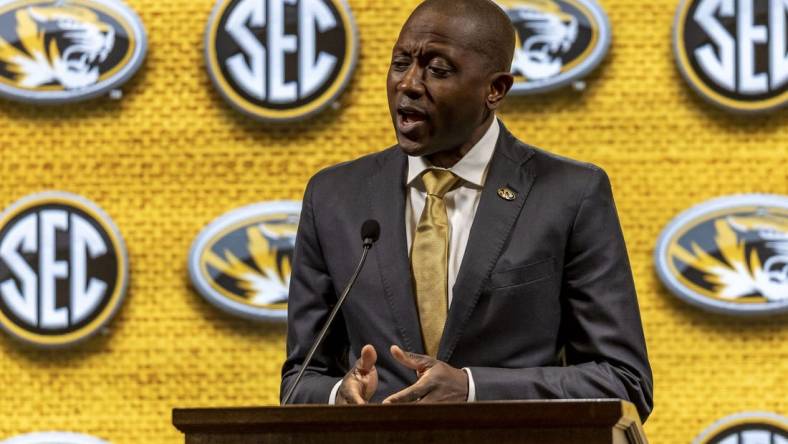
[
  {"x1": 280, "y1": 176, "x2": 348, "y2": 404},
  {"x1": 469, "y1": 167, "x2": 654, "y2": 422}
]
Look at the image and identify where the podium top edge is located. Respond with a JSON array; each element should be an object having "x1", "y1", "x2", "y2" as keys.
[{"x1": 173, "y1": 399, "x2": 640, "y2": 432}]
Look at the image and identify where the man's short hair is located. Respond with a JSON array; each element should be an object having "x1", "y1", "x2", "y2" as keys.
[{"x1": 409, "y1": 0, "x2": 516, "y2": 73}]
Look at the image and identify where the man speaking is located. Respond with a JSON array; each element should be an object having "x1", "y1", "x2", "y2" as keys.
[{"x1": 281, "y1": 0, "x2": 653, "y2": 421}]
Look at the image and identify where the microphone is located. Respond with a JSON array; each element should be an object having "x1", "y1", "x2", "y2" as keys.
[
  {"x1": 282, "y1": 219, "x2": 380, "y2": 405},
  {"x1": 361, "y1": 219, "x2": 380, "y2": 247}
]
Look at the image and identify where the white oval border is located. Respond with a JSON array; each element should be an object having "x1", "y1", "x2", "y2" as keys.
[
  {"x1": 203, "y1": 0, "x2": 359, "y2": 122},
  {"x1": 501, "y1": 0, "x2": 612, "y2": 95},
  {"x1": 654, "y1": 194, "x2": 788, "y2": 316},
  {"x1": 0, "y1": 191, "x2": 130, "y2": 348},
  {"x1": 692, "y1": 411, "x2": 788, "y2": 444},
  {"x1": 1, "y1": 432, "x2": 110, "y2": 444},
  {"x1": 188, "y1": 201, "x2": 301, "y2": 322},
  {"x1": 0, "y1": 0, "x2": 148, "y2": 104}
]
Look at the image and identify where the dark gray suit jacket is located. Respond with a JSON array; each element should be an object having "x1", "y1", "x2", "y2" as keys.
[{"x1": 281, "y1": 124, "x2": 653, "y2": 421}]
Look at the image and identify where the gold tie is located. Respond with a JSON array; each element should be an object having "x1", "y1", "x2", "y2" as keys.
[{"x1": 412, "y1": 169, "x2": 460, "y2": 357}]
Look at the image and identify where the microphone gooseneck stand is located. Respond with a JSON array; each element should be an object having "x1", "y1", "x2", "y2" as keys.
[{"x1": 282, "y1": 220, "x2": 379, "y2": 405}]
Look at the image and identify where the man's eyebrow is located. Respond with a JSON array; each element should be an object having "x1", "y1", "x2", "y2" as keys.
[
  {"x1": 391, "y1": 38, "x2": 469, "y2": 63},
  {"x1": 419, "y1": 41, "x2": 459, "y2": 56},
  {"x1": 419, "y1": 49, "x2": 455, "y2": 64}
]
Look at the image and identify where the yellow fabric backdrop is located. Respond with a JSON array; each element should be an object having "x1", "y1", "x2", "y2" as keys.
[{"x1": 0, "y1": 0, "x2": 785, "y2": 442}]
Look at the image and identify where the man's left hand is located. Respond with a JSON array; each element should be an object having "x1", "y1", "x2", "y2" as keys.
[{"x1": 382, "y1": 345, "x2": 468, "y2": 403}]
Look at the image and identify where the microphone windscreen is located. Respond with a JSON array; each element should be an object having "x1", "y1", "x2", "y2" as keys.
[{"x1": 360, "y1": 219, "x2": 380, "y2": 243}]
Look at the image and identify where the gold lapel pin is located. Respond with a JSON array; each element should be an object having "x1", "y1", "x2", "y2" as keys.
[{"x1": 497, "y1": 187, "x2": 516, "y2": 201}]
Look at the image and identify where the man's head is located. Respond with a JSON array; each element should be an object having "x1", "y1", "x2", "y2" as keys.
[{"x1": 387, "y1": 0, "x2": 516, "y2": 162}]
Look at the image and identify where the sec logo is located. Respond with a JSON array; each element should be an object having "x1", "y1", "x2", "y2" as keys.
[
  {"x1": 0, "y1": 192, "x2": 128, "y2": 347},
  {"x1": 189, "y1": 201, "x2": 300, "y2": 322},
  {"x1": 655, "y1": 194, "x2": 788, "y2": 315},
  {"x1": 693, "y1": 412, "x2": 788, "y2": 444},
  {"x1": 204, "y1": 0, "x2": 358, "y2": 122},
  {"x1": 496, "y1": 0, "x2": 612, "y2": 94},
  {"x1": 0, "y1": 0, "x2": 147, "y2": 104},
  {"x1": 674, "y1": 0, "x2": 788, "y2": 112}
]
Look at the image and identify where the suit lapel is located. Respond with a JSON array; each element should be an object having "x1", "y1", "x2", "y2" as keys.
[
  {"x1": 438, "y1": 125, "x2": 537, "y2": 362},
  {"x1": 367, "y1": 148, "x2": 425, "y2": 354}
]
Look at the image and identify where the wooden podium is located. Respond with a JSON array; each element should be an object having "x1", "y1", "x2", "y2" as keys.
[{"x1": 173, "y1": 399, "x2": 647, "y2": 444}]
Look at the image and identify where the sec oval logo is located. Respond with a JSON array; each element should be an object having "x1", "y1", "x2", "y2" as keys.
[
  {"x1": 655, "y1": 194, "x2": 788, "y2": 315},
  {"x1": 0, "y1": 192, "x2": 129, "y2": 347},
  {"x1": 0, "y1": 432, "x2": 110, "y2": 444},
  {"x1": 693, "y1": 412, "x2": 788, "y2": 444},
  {"x1": 189, "y1": 201, "x2": 300, "y2": 322},
  {"x1": 0, "y1": 0, "x2": 147, "y2": 104},
  {"x1": 204, "y1": 0, "x2": 358, "y2": 122},
  {"x1": 496, "y1": 0, "x2": 612, "y2": 94},
  {"x1": 673, "y1": 0, "x2": 788, "y2": 113}
]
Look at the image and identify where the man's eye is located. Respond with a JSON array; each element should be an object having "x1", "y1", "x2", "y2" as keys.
[
  {"x1": 428, "y1": 66, "x2": 451, "y2": 77},
  {"x1": 391, "y1": 59, "x2": 411, "y2": 71}
]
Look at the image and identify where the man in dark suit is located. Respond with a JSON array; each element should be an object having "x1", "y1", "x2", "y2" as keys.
[{"x1": 281, "y1": 0, "x2": 653, "y2": 421}]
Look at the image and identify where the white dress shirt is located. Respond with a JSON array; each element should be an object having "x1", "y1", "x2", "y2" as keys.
[{"x1": 329, "y1": 118, "x2": 500, "y2": 404}]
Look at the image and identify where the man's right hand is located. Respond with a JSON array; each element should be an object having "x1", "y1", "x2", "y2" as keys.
[{"x1": 336, "y1": 344, "x2": 378, "y2": 405}]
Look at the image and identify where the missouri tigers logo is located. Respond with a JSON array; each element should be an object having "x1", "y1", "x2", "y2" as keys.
[
  {"x1": 692, "y1": 412, "x2": 788, "y2": 444},
  {"x1": 0, "y1": 5, "x2": 115, "y2": 89},
  {"x1": 496, "y1": 0, "x2": 611, "y2": 94},
  {"x1": 656, "y1": 195, "x2": 788, "y2": 315},
  {"x1": 507, "y1": 0, "x2": 579, "y2": 80},
  {"x1": 0, "y1": 0, "x2": 146, "y2": 103},
  {"x1": 189, "y1": 202, "x2": 301, "y2": 322}
]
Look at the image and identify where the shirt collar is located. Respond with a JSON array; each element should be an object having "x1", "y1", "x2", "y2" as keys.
[{"x1": 406, "y1": 117, "x2": 500, "y2": 188}]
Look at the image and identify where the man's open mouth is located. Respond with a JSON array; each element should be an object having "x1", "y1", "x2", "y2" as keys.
[{"x1": 397, "y1": 105, "x2": 429, "y2": 135}]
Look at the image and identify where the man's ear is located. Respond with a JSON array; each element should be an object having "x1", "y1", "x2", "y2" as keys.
[{"x1": 487, "y1": 72, "x2": 514, "y2": 110}]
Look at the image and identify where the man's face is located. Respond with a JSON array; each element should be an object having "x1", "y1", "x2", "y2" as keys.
[{"x1": 387, "y1": 10, "x2": 493, "y2": 157}]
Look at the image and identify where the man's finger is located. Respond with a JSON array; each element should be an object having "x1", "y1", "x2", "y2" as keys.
[
  {"x1": 339, "y1": 386, "x2": 367, "y2": 405},
  {"x1": 358, "y1": 344, "x2": 377, "y2": 372},
  {"x1": 390, "y1": 345, "x2": 433, "y2": 373},
  {"x1": 340, "y1": 344, "x2": 379, "y2": 404},
  {"x1": 346, "y1": 389, "x2": 366, "y2": 405},
  {"x1": 382, "y1": 378, "x2": 431, "y2": 404}
]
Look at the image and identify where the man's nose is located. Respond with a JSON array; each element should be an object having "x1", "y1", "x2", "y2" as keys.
[{"x1": 397, "y1": 65, "x2": 425, "y2": 98}]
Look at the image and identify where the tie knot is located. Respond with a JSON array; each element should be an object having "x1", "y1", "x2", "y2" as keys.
[{"x1": 421, "y1": 169, "x2": 459, "y2": 198}]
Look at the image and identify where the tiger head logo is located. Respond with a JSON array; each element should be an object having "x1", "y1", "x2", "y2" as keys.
[
  {"x1": 201, "y1": 214, "x2": 298, "y2": 308},
  {"x1": 666, "y1": 201, "x2": 788, "y2": 305},
  {"x1": 0, "y1": 4, "x2": 115, "y2": 90},
  {"x1": 668, "y1": 210, "x2": 788, "y2": 303},
  {"x1": 190, "y1": 202, "x2": 302, "y2": 322},
  {"x1": 505, "y1": 0, "x2": 579, "y2": 80}
]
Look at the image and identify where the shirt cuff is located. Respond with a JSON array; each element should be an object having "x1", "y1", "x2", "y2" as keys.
[
  {"x1": 462, "y1": 367, "x2": 476, "y2": 402},
  {"x1": 328, "y1": 379, "x2": 342, "y2": 405}
]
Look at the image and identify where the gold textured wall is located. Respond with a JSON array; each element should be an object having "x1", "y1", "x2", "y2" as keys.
[{"x1": 0, "y1": 0, "x2": 785, "y2": 442}]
